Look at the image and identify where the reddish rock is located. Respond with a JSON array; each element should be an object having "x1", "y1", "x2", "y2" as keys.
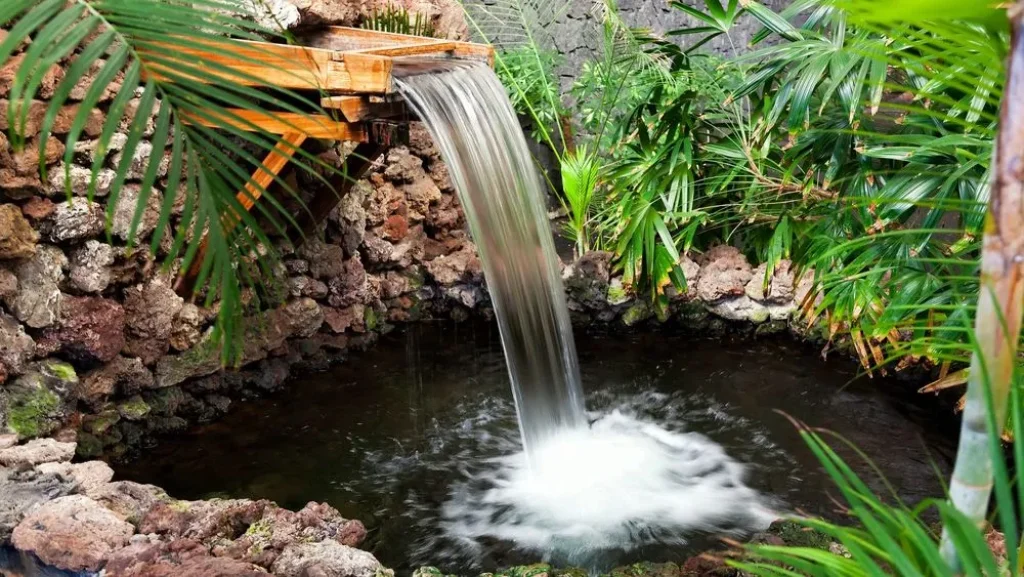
[
  {"x1": 88, "y1": 480, "x2": 169, "y2": 524},
  {"x1": 383, "y1": 214, "x2": 409, "y2": 241},
  {"x1": 123, "y1": 279, "x2": 184, "y2": 365},
  {"x1": 696, "y1": 245, "x2": 753, "y2": 302},
  {"x1": 322, "y1": 304, "x2": 364, "y2": 334},
  {"x1": 21, "y1": 196, "x2": 55, "y2": 220},
  {"x1": 80, "y1": 355, "x2": 154, "y2": 407},
  {"x1": 11, "y1": 495, "x2": 134, "y2": 572},
  {"x1": 103, "y1": 539, "x2": 266, "y2": 577},
  {"x1": 11, "y1": 137, "x2": 64, "y2": 175},
  {"x1": 681, "y1": 555, "x2": 733, "y2": 576},
  {"x1": 0, "y1": 99, "x2": 47, "y2": 139},
  {"x1": 38, "y1": 295, "x2": 126, "y2": 365},
  {"x1": 326, "y1": 257, "x2": 367, "y2": 308}
]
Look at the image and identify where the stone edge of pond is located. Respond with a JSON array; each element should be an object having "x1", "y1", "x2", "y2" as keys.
[{"x1": 0, "y1": 438, "x2": 393, "y2": 576}]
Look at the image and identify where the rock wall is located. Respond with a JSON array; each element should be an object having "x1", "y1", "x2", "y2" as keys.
[{"x1": 0, "y1": 0, "x2": 492, "y2": 460}]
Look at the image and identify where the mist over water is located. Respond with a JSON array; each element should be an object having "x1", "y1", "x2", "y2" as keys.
[{"x1": 396, "y1": 61, "x2": 775, "y2": 567}]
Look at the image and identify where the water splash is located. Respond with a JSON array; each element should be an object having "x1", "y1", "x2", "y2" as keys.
[{"x1": 397, "y1": 61, "x2": 587, "y2": 459}]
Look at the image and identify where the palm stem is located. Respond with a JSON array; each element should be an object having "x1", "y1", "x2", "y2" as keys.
[{"x1": 939, "y1": 4, "x2": 1024, "y2": 570}]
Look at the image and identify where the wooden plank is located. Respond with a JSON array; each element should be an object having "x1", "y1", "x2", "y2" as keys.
[
  {"x1": 174, "y1": 133, "x2": 307, "y2": 296},
  {"x1": 182, "y1": 109, "x2": 369, "y2": 141},
  {"x1": 140, "y1": 37, "x2": 343, "y2": 90},
  {"x1": 334, "y1": 54, "x2": 393, "y2": 94},
  {"x1": 289, "y1": 142, "x2": 388, "y2": 247},
  {"x1": 320, "y1": 96, "x2": 408, "y2": 122},
  {"x1": 348, "y1": 41, "x2": 458, "y2": 57}
]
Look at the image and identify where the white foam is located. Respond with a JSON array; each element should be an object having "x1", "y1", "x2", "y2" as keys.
[{"x1": 440, "y1": 411, "x2": 778, "y2": 563}]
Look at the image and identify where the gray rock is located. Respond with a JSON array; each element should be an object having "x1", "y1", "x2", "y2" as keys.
[
  {"x1": 271, "y1": 540, "x2": 391, "y2": 577},
  {"x1": 745, "y1": 261, "x2": 796, "y2": 304},
  {"x1": 110, "y1": 184, "x2": 163, "y2": 242},
  {"x1": 69, "y1": 240, "x2": 114, "y2": 293},
  {"x1": 300, "y1": 238, "x2": 346, "y2": 280},
  {"x1": 705, "y1": 296, "x2": 770, "y2": 324},
  {"x1": 109, "y1": 141, "x2": 169, "y2": 180},
  {"x1": 4, "y1": 245, "x2": 66, "y2": 328},
  {"x1": 3, "y1": 361, "x2": 79, "y2": 439},
  {"x1": 36, "y1": 460, "x2": 115, "y2": 494},
  {"x1": 47, "y1": 198, "x2": 104, "y2": 243},
  {"x1": 123, "y1": 278, "x2": 185, "y2": 365},
  {"x1": 0, "y1": 438, "x2": 77, "y2": 467},
  {"x1": 0, "y1": 312, "x2": 35, "y2": 377},
  {"x1": 0, "y1": 467, "x2": 76, "y2": 542},
  {"x1": 564, "y1": 251, "x2": 613, "y2": 309},
  {"x1": 47, "y1": 163, "x2": 116, "y2": 197},
  {"x1": 168, "y1": 303, "x2": 204, "y2": 352},
  {"x1": 240, "y1": 0, "x2": 302, "y2": 30}
]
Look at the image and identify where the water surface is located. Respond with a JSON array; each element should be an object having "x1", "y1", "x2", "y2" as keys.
[{"x1": 117, "y1": 323, "x2": 956, "y2": 572}]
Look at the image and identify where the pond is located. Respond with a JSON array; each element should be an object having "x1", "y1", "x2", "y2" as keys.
[{"x1": 115, "y1": 322, "x2": 957, "y2": 573}]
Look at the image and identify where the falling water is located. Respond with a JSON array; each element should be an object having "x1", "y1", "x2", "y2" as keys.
[
  {"x1": 397, "y1": 61, "x2": 587, "y2": 459},
  {"x1": 395, "y1": 61, "x2": 775, "y2": 565}
]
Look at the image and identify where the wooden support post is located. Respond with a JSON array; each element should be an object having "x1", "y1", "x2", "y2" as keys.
[
  {"x1": 289, "y1": 141, "x2": 387, "y2": 248},
  {"x1": 174, "y1": 132, "x2": 307, "y2": 296}
]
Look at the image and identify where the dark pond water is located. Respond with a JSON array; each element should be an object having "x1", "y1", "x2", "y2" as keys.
[{"x1": 115, "y1": 322, "x2": 957, "y2": 573}]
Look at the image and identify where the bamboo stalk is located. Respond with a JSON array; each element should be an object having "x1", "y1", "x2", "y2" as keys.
[{"x1": 939, "y1": 5, "x2": 1024, "y2": 570}]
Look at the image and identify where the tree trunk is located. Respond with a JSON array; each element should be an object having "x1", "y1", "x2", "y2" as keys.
[{"x1": 939, "y1": 4, "x2": 1024, "y2": 570}]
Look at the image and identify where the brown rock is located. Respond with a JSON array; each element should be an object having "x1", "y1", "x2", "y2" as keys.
[
  {"x1": 425, "y1": 245, "x2": 481, "y2": 286},
  {"x1": 271, "y1": 540, "x2": 387, "y2": 577},
  {"x1": 81, "y1": 356, "x2": 154, "y2": 407},
  {"x1": 37, "y1": 295, "x2": 126, "y2": 365},
  {"x1": 11, "y1": 137, "x2": 64, "y2": 175},
  {"x1": 299, "y1": 239, "x2": 346, "y2": 281},
  {"x1": 123, "y1": 279, "x2": 185, "y2": 365},
  {"x1": 12, "y1": 494, "x2": 134, "y2": 572},
  {"x1": 321, "y1": 305, "x2": 364, "y2": 334},
  {"x1": 52, "y1": 104, "x2": 106, "y2": 136},
  {"x1": 326, "y1": 257, "x2": 367, "y2": 308},
  {"x1": 104, "y1": 540, "x2": 267, "y2": 577},
  {"x1": 696, "y1": 246, "x2": 753, "y2": 302},
  {"x1": 0, "y1": 203, "x2": 38, "y2": 259},
  {"x1": 21, "y1": 196, "x2": 55, "y2": 220},
  {"x1": 383, "y1": 214, "x2": 409, "y2": 241},
  {"x1": 0, "y1": 98, "x2": 47, "y2": 138},
  {"x1": 0, "y1": 311, "x2": 35, "y2": 377},
  {"x1": 0, "y1": 169, "x2": 45, "y2": 200},
  {"x1": 169, "y1": 303, "x2": 204, "y2": 352},
  {"x1": 68, "y1": 59, "x2": 123, "y2": 103},
  {"x1": 0, "y1": 266, "x2": 16, "y2": 300}
]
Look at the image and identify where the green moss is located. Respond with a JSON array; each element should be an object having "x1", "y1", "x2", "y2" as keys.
[
  {"x1": 118, "y1": 395, "x2": 152, "y2": 421},
  {"x1": 8, "y1": 387, "x2": 60, "y2": 438},
  {"x1": 768, "y1": 519, "x2": 833, "y2": 550},
  {"x1": 245, "y1": 519, "x2": 272, "y2": 538},
  {"x1": 169, "y1": 500, "x2": 192, "y2": 513},
  {"x1": 498, "y1": 564, "x2": 552, "y2": 577},
  {"x1": 621, "y1": 302, "x2": 652, "y2": 326},
  {"x1": 748, "y1": 307, "x2": 770, "y2": 324},
  {"x1": 607, "y1": 284, "x2": 629, "y2": 305},
  {"x1": 42, "y1": 361, "x2": 78, "y2": 382},
  {"x1": 76, "y1": 432, "x2": 103, "y2": 458},
  {"x1": 83, "y1": 410, "x2": 121, "y2": 434},
  {"x1": 365, "y1": 307, "x2": 379, "y2": 331}
]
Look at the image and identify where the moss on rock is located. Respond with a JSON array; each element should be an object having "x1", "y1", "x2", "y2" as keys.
[
  {"x1": 76, "y1": 431, "x2": 103, "y2": 458},
  {"x1": 117, "y1": 395, "x2": 152, "y2": 420},
  {"x1": 8, "y1": 386, "x2": 60, "y2": 438}
]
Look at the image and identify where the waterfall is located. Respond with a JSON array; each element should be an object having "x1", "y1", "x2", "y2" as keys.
[{"x1": 396, "y1": 61, "x2": 587, "y2": 459}]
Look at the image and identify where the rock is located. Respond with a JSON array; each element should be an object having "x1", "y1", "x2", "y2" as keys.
[
  {"x1": 21, "y1": 196, "x2": 55, "y2": 220},
  {"x1": 326, "y1": 257, "x2": 367, "y2": 308},
  {"x1": 37, "y1": 295, "x2": 126, "y2": 364},
  {"x1": 110, "y1": 184, "x2": 163, "y2": 241},
  {"x1": 289, "y1": 276, "x2": 330, "y2": 300},
  {"x1": 335, "y1": 181, "x2": 368, "y2": 256},
  {"x1": 36, "y1": 460, "x2": 115, "y2": 494},
  {"x1": 3, "y1": 244, "x2": 65, "y2": 328},
  {"x1": 696, "y1": 246, "x2": 752, "y2": 302},
  {"x1": 621, "y1": 301, "x2": 652, "y2": 326},
  {"x1": 47, "y1": 163, "x2": 117, "y2": 197},
  {"x1": 81, "y1": 356, "x2": 154, "y2": 407},
  {"x1": 794, "y1": 269, "x2": 822, "y2": 309},
  {"x1": 322, "y1": 305, "x2": 364, "y2": 334},
  {"x1": 118, "y1": 395, "x2": 152, "y2": 420},
  {"x1": 0, "y1": 266, "x2": 16, "y2": 300},
  {"x1": 402, "y1": 178, "x2": 442, "y2": 222},
  {"x1": 564, "y1": 251, "x2": 612, "y2": 309},
  {"x1": 0, "y1": 99, "x2": 47, "y2": 139},
  {"x1": 383, "y1": 214, "x2": 409, "y2": 241},
  {"x1": 705, "y1": 296, "x2": 769, "y2": 324},
  {"x1": 87, "y1": 480, "x2": 167, "y2": 524},
  {"x1": 745, "y1": 261, "x2": 796, "y2": 304},
  {"x1": 104, "y1": 540, "x2": 268, "y2": 577},
  {"x1": 443, "y1": 284, "x2": 483, "y2": 308},
  {"x1": 123, "y1": 279, "x2": 185, "y2": 365},
  {"x1": 10, "y1": 136, "x2": 64, "y2": 175},
  {"x1": 0, "y1": 203, "x2": 38, "y2": 259},
  {"x1": 240, "y1": 0, "x2": 302, "y2": 30},
  {"x1": 69, "y1": 239, "x2": 115, "y2": 293},
  {"x1": 425, "y1": 246, "x2": 481, "y2": 286},
  {"x1": 0, "y1": 467, "x2": 76, "y2": 543},
  {"x1": 271, "y1": 540, "x2": 389, "y2": 577},
  {"x1": 300, "y1": 239, "x2": 346, "y2": 281},
  {"x1": 11, "y1": 494, "x2": 134, "y2": 572},
  {"x1": 4, "y1": 361, "x2": 78, "y2": 438},
  {"x1": 110, "y1": 141, "x2": 169, "y2": 181},
  {"x1": 47, "y1": 197, "x2": 105, "y2": 243},
  {"x1": 169, "y1": 303, "x2": 204, "y2": 352},
  {"x1": 0, "y1": 438, "x2": 77, "y2": 466},
  {"x1": 361, "y1": 232, "x2": 394, "y2": 265},
  {"x1": 291, "y1": 0, "x2": 361, "y2": 28},
  {"x1": 606, "y1": 277, "x2": 631, "y2": 306},
  {"x1": 0, "y1": 312, "x2": 35, "y2": 377}
]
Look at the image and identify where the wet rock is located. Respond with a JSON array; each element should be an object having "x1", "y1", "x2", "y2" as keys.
[
  {"x1": 745, "y1": 261, "x2": 796, "y2": 304},
  {"x1": 0, "y1": 312, "x2": 35, "y2": 378},
  {"x1": 37, "y1": 295, "x2": 126, "y2": 364},
  {"x1": 168, "y1": 303, "x2": 204, "y2": 352},
  {"x1": 271, "y1": 540, "x2": 389, "y2": 577},
  {"x1": 69, "y1": 240, "x2": 115, "y2": 293},
  {"x1": 36, "y1": 460, "x2": 115, "y2": 494},
  {"x1": 696, "y1": 246, "x2": 752, "y2": 302},
  {"x1": 3, "y1": 245, "x2": 66, "y2": 328},
  {"x1": 81, "y1": 356, "x2": 154, "y2": 407},
  {"x1": 46, "y1": 198, "x2": 105, "y2": 243},
  {"x1": 564, "y1": 251, "x2": 612, "y2": 309},
  {"x1": 0, "y1": 438, "x2": 76, "y2": 467},
  {"x1": 606, "y1": 277, "x2": 631, "y2": 306},
  {"x1": 118, "y1": 395, "x2": 152, "y2": 421},
  {"x1": 425, "y1": 246, "x2": 481, "y2": 286},
  {"x1": 110, "y1": 184, "x2": 163, "y2": 241},
  {"x1": 680, "y1": 556, "x2": 732, "y2": 576},
  {"x1": 0, "y1": 203, "x2": 38, "y2": 260},
  {"x1": 12, "y1": 494, "x2": 134, "y2": 572},
  {"x1": 140, "y1": 499, "x2": 269, "y2": 541},
  {"x1": 0, "y1": 467, "x2": 76, "y2": 543},
  {"x1": 706, "y1": 296, "x2": 770, "y2": 324},
  {"x1": 4, "y1": 361, "x2": 78, "y2": 439},
  {"x1": 621, "y1": 301, "x2": 652, "y2": 326},
  {"x1": 123, "y1": 279, "x2": 185, "y2": 365}
]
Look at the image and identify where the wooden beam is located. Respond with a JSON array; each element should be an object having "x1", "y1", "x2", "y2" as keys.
[
  {"x1": 182, "y1": 109, "x2": 369, "y2": 141},
  {"x1": 289, "y1": 142, "x2": 388, "y2": 247},
  {"x1": 174, "y1": 133, "x2": 307, "y2": 296},
  {"x1": 348, "y1": 41, "x2": 458, "y2": 57},
  {"x1": 320, "y1": 96, "x2": 408, "y2": 122}
]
